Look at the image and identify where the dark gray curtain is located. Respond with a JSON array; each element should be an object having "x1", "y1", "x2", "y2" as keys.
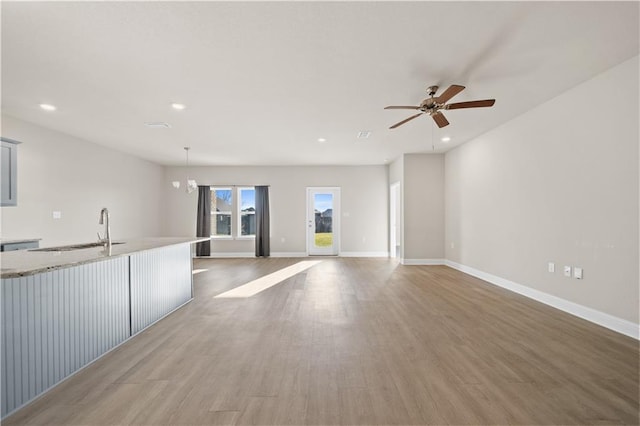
[
  {"x1": 196, "y1": 185, "x2": 211, "y2": 257},
  {"x1": 255, "y1": 185, "x2": 270, "y2": 257}
]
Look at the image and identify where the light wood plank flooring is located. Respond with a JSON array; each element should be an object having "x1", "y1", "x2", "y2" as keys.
[{"x1": 4, "y1": 258, "x2": 639, "y2": 425}]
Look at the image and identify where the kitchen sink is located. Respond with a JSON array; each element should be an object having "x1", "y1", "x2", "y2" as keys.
[{"x1": 30, "y1": 242, "x2": 125, "y2": 252}]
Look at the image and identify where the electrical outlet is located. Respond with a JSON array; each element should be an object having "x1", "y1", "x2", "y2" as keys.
[
  {"x1": 548, "y1": 262, "x2": 555, "y2": 273},
  {"x1": 564, "y1": 266, "x2": 572, "y2": 277},
  {"x1": 574, "y1": 267, "x2": 583, "y2": 279}
]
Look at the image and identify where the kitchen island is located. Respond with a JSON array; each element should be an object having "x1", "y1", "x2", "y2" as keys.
[{"x1": 0, "y1": 237, "x2": 209, "y2": 418}]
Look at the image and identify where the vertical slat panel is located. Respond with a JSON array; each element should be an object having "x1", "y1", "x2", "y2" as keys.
[
  {"x1": 79, "y1": 264, "x2": 85, "y2": 367},
  {"x1": 1, "y1": 282, "x2": 6, "y2": 416},
  {"x1": 63, "y1": 268, "x2": 69, "y2": 378},
  {"x1": 33, "y1": 276, "x2": 42, "y2": 396},
  {"x1": 22, "y1": 277, "x2": 35, "y2": 401},
  {"x1": 71, "y1": 265, "x2": 79, "y2": 371},
  {"x1": 45, "y1": 272, "x2": 53, "y2": 389},
  {"x1": 130, "y1": 244, "x2": 192, "y2": 335},
  {"x1": 19, "y1": 279, "x2": 27, "y2": 406},
  {"x1": 2, "y1": 280, "x2": 12, "y2": 415},
  {"x1": 52, "y1": 270, "x2": 60, "y2": 384},
  {"x1": 1, "y1": 255, "x2": 130, "y2": 418},
  {"x1": 55, "y1": 269, "x2": 63, "y2": 384}
]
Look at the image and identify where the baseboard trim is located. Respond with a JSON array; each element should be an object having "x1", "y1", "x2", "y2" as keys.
[
  {"x1": 200, "y1": 252, "x2": 309, "y2": 258},
  {"x1": 203, "y1": 252, "x2": 255, "y2": 258},
  {"x1": 340, "y1": 251, "x2": 389, "y2": 258},
  {"x1": 402, "y1": 258, "x2": 446, "y2": 265},
  {"x1": 271, "y1": 252, "x2": 308, "y2": 258},
  {"x1": 445, "y1": 260, "x2": 639, "y2": 340},
  {"x1": 200, "y1": 251, "x2": 390, "y2": 258}
]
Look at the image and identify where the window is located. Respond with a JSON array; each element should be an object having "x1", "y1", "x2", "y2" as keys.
[
  {"x1": 209, "y1": 186, "x2": 257, "y2": 239},
  {"x1": 238, "y1": 187, "x2": 256, "y2": 237},
  {"x1": 211, "y1": 187, "x2": 232, "y2": 237}
]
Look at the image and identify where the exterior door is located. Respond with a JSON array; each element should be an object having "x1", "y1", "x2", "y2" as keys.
[{"x1": 307, "y1": 187, "x2": 340, "y2": 255}]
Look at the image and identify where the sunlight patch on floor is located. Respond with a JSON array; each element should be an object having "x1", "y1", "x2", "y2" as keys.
[
  {"x1": 214, "y1": 260, "x2": 322, "y2": 298},
  {"x1": 192, "y1": 269, "x2": 209, "y2": 275}
]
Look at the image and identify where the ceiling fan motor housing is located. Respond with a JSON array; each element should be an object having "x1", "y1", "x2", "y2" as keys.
[{"x1": 420, "y1": 97, "x2": 439, "y2": 113}]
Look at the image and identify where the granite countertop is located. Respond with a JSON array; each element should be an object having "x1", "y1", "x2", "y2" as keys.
[
  {"x1": 0, "y1": 238, "x2": 42, "y2": 244},
  {"x1": 0, "y1": 237, "x2": 210, "y2": 278}
]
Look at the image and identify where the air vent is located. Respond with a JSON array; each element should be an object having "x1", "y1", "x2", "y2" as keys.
[
  {"x1": 145, "y1": 122, "x2": 171, "y2": 129},
  {"x1": 357, "y1": 130, "x2": 371, "y2": 139}
]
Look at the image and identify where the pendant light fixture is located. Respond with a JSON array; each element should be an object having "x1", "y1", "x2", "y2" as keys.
[{"x1": 172, "y1": 147, "x2": 197, "y2": 193}]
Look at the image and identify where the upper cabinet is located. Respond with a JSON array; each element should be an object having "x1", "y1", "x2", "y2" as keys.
[{"x1": 1, "y1": 137, "x2": 21, "y2": 206}]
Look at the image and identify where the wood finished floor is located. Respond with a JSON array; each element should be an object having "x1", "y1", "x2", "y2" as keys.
[{"x1": 4, "y1": 258, "x2": 639, "y2": 425}]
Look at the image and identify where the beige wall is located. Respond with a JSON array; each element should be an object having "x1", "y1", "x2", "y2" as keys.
[
  {"x1": 403, "y1": 154, "x2": 445, "y2": 261},
  {"x1": 445, "y1": 56, "x2": 639, "y2": 323},
  {"x1": 0, "y1": 115, "x2": 164, "y2": 246},
  {"x1": 163, "y1": 165, "x2": 389, "y2": 255}
]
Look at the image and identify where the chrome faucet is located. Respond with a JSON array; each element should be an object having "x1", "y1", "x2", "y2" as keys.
[{"x1": 98, "y1": 207, "x2": 111, "y2": 248}]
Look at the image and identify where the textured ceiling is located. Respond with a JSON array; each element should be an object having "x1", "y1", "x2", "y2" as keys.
[{"x1": 2, "y1": 1, "x2": 638, "y2": 166}]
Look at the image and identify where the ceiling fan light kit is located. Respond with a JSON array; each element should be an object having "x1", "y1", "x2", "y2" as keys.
[{"x1": 385, "y1": 84, "x2": 496, "y2": 129}]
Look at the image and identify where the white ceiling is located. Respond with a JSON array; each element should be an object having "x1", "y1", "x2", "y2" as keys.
[{"x1": 2, "y1": 1, "x2": 638, "y2": 166}]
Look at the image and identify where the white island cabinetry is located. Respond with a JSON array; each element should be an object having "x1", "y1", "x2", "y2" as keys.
[
  {"x1": 130, "y1": 243, "x2": 193, "y2": 335},
  {"x1": 0, "y1": 237, "x2": 206, "y2": 418}
]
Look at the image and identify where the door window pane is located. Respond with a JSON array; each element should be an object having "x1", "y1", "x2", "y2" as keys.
[{"x1": 314, "y1": 193, "x2": 333, "y2": 247}]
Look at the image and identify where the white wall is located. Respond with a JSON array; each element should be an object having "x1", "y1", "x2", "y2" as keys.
[
  {"x1": 163, "y1": 165, "x2": 388, "y2": 256},
  {"x1": 445, "y1": 56, "x2": 639, "y2": 324},
  {"x1": 402, "y1": 154, "x2": 445, "y2": 262},
  {"x1": 0, "y1": 115, "x2": 164, "y2": 246}
]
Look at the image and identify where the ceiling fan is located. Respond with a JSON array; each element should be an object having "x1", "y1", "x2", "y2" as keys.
[{"x1": 385, "y1": 84, "x2": 495, "y2": 129}]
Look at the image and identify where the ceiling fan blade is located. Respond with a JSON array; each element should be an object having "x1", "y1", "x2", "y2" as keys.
[
  {"x1": 389, "y1": 113, "x2": 423, "y2": 129},
  {"x1": 435, "y1": 84, "x2": 465, "y2": 104},
  {"x1": 431, "y1": 112, "x2": 449, "y2": 128},
  {"x1": 384, "y1": 106, "x2": 420, "y2": 110},
  {"x1": 446, "y1": 99, "x2": 496, "y2": 110}
]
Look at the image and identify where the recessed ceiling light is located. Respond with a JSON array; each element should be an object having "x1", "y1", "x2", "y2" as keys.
[
  {"x1": 39, "y1": 103, "x2": 56, "y2": 111},
  {"x1": 145, "y1": 122, "x2": 172, "y2": 128},
  {"x1": 441, "y1": 136, "x2": 451, "y2": 143},
  {"x1": 171, "y1": 103, "x2": 186, "y2": 110},
  {"x1": 357, "y1": 131, "x2": 371, "y2": 139},
  {"x1": 317, "y1": 138, "x2": 327, "y2": 143}
]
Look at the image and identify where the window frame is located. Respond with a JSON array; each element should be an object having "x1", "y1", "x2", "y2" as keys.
[
  {"x1": 210, "y1": 186, "x2": 233, "y2": 239},
  {"x1": 236, "y1": 187, "x2": 256, "y2": 239}
]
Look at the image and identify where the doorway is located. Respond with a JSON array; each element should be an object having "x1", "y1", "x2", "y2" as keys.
[
  {"x1": 390, "y1": 182, "x2": 401, "y2": 258},
  {"x1": 307, "y1": 187, "x2": 340, "y2": 255}
]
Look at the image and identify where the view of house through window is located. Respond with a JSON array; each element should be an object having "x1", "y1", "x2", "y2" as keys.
[
  {"x1": 210, "y1": 187, "x2": 256, "y2": 238},
  {"x1": 239, "y1": 187, "x2": 256, "y2": 237},
  {"x1": 211, "y1": 187, "x2": 232, "y2": 237}
]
